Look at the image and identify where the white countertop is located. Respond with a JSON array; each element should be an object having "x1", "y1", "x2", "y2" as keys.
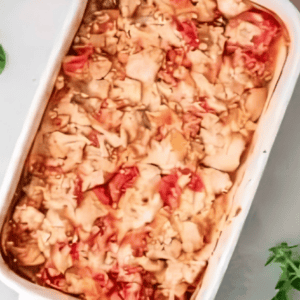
[{"x1": 1, "y1": 0, "x2": 300, "y2": 299}]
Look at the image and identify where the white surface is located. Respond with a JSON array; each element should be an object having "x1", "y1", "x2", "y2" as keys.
[
  {"x1": 0, "y1": 0, "x2": 300, "y2": 300},
  {"x1": 19, "y1": 293, "x2": 45, "y2": 300}
]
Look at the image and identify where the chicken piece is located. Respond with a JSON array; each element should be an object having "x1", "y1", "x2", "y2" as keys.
[
  {"x1": 160, "y1": 260, "x2": 205, "y2": 297},
  {"x1": 7, "y1": 241, "x2": 45, "y2": 266},
  {"x1": 55, "y1": 102, "x2": 91, "y2": 126},
  {"x1": 187, "y1": 49, "x2": 211, "y2": 75},
  {"x1": 176, "y1": 220, "x2": 203, "y2": 252},
  {"x1": 142, "y1": 136, "x2": 184, "y2": 171},
  {"x1": 225, "y1": 20, "x2": 261, "y2": 48},
  {"x1": 119, "y1": 188, "x2": 163, "y2": 232},
  {"x1": 37, "y1": 208, "x2": 75, "y2": 259},
  {"x1": 119, "y1": 0, "x2": 141, "y2": 17},
  {"x1": 122, "y1": 21, "x2": 161, "y2": 49},
  {"x1": 77, "y1": 162, "x2": 105, "y2": 192},
  {"x1": 46, "y1": 131, "x2": 91, "y2": 172},
  {"x1": 51, "y1": 244, "x2": 73, "y2": 274},
  {"x1": 191, "y1": 72, "x2": 227, "y2": 113},
  {"x1": 245, "y1": 87, "x2": 268, "y2": 122},
  {"x1": 201, "y1": 113, "x2": 219, "y2": 129},
  {"x1": 13, "y1": 205, "x2": 44, "y2": 232},
  {"x1": 142, "y1": 83, "x2": 161, "y2": 111},
  {"x1": 192, "y1": 0, "x2": 217, "y2": 22},
  {"x1": 22, "y1": 177, "x2": 45, "y2": 209},
  {"x1": 216, "y1": 56, "x2": 253, "y2": 101},
  {"x1": 217, "y1": 0, "x2": 252, "y2": 19},
  {"x1": 42, "y1": 173, "x2": 78, "y2": 211},
  {"x1": 135, "y1": 256, "x2": 165, "y2": 273},
  {"x1": 109, "y1": 77, "x2": 142, "y2": 105},
  {"x1": 135, "y1": 163, "x2": 161, "y2": 191},
  {"x1": 71, "y1": 94, "x2": 103, "y2": 115},
  {"x1": 120, "y1": 110, "x2": 142, "y2": 144},
  {"x1": 126, "y1": 48, "x2": 164, "y2": 83},
  {"x1": 202, "y1": 132, "x2": 246, "y2": 172},
  {"x1": 89, "y1": 57, "x2": 112, "y2": 80},
  {"x1": 169, "y1": 130, "x2": 189, "y2": 161},
  {"x1": 202, "y1": 168, "x2": 232, "y2": 194},
  {"x1": 86, "y1": 79, "x2": 110, "y2": 99},
  {"x1": 75, "y1": 191, "x2": 108, "y2": 235}
]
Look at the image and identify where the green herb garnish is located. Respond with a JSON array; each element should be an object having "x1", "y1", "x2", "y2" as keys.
[
  {"x1": 266, "y1": 242, "x2": 300, "y2": 299},
  {"x1": 0, "y1": 45, "x2": 6, "y2": 74}
]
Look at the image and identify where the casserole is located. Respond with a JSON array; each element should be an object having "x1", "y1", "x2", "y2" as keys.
[{"x1": 0, "y1": 0, "x2": 298, "y2": 298}]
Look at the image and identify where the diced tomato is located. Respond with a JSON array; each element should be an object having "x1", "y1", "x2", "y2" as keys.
[
  {"x1": 38, "y1": 266, "x2": 66, "y2": 289},
  {"x1": 70, "y1": 243, "x2": 80, "y2": 261},
  {"x1": 93, "y1": 272, "x2": 108, "y2": 287},
  {"x1": 174, "y1": 18, "x2": 200, "y2": 49},
  {"x1": 63, "y1": 55, "x2": 88, "y2": 75},
  {"x1": 226, "y1": 10, "x2": 280, "y2": 77},
  {"x1": 62, "y1": 44, "x2": 94, "y2": 77},
  {"x1": 121, "y1": 229, "x2": 149, "y2": 257},
  {"x1": 88, "y1": 129, "x2": 100, "y2": 148},
  {"x1": 198, "y1": 97, "x2": 215, "y2": 113},
  {"x1": 123, "y1": 282, "x2": 142, "y2": 300},
  {"x1": 93, "y1": 185, "x2": 111, "y2": 205},
  {"x1": 159, "y1": 173, "x2": 182, "y2": 210},
  {"x1": 108, "y1": 166, "x2": 139, "y2": 203},
  {"x1": 188, "y1": 172, "x2": 205, "y2": 192},
  {"x1": 182, "y1": 112, "x2": 201, "y2": 138},
  {"x1": 159, "y1": 169, "x2": 205, "y2": 209},
  {"x1": 89, "y1": 214, "x2": 118, "y2": 248},
  {"x1": 159, "y1": 48, "x2": 192, "y2": 85},
  {"x1": 227, "y1": 10, "x2": 280, "y2": 53},
  {"x1": 93, "y1": 166, "x2": 139, "y2": 206},
  {"x1": 74, "y1": 176, "x2": 84, "y2": 205}
]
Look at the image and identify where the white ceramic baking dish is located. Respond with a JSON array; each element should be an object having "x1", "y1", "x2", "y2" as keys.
[{"x1": 1, "y1": 0, "x2": 300, "y2": 300}]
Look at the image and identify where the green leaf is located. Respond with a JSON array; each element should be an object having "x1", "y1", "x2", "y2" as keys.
[
  {"x1": 265, "y1": 255, "x2": 276, "y2": 266},
  {"x1": 291, "y1": 278, "x2": 300, "y2": 291},
  {"x1": 0, "y1": 45, "x2": 6, "y2": 74},
  {"x1": 275, "y1": 280, "x2": 286, "y2": 289},
  {"x1": 274, "y1": 255, "x2": 287, "y2": 264},
  {"x1": 287, "y1": 261, "x2": 300, "y2": 273},
  {"x1": 274, "y1": 290, "x2": 288, "y2": 300}
]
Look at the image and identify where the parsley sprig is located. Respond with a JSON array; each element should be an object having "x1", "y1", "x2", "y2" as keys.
[
  {"x1": 0, "y1": 45, "x2": 6, "y2": 74},
  {"x1": 266, "y1": 242, "x2": 300, "y2": 299}
]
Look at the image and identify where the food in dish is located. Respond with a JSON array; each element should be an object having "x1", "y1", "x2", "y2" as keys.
[{"x1": 1, "y1": 0, "x2": 288, "y2": 299}]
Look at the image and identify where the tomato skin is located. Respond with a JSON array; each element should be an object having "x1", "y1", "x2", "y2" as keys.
[
  {"x1": 226, "y1": 10, "x2": 280, "y2": 53},
  {"x1": 93, "y1": 185, "x2": 111, "y2": 205},
  {"x1": 159, "y1": 173, "x2": 182, "y2": 210},
  {"x1": 174, "y1": 18, "x2": 200, "y2": 49},
  {"x1": 188, "y1": 172, "x2": 205, "y2": 192},
  {"x1": 70, "y1": 243, "x2": 80, "y2": 261},
  {"x1": 159, "y1": 169, "x2": 205, "y2": 209},
  {"x1": 74, "y1": 176, "x2": 84, "y2": 205},
  {"x1": 88, "y1": 130, "x2": 100, "y2": 148},
  {"x1": 62, "y1": 44, "x2": 93, "y2": 77},
  {"x1": 108, "y1": 166, "x2": 140, "y2": 203},
  {"x1": 92, "y1": 166, "x2": 139, "y2": 207},
  {"x1": 121, "y1": 229, "x2": 149, "y2": 257}
]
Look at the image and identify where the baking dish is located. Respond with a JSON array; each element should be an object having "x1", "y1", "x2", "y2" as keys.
[{"x1": 0, "y1": 0, "x2": 300, "y2": 300}]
